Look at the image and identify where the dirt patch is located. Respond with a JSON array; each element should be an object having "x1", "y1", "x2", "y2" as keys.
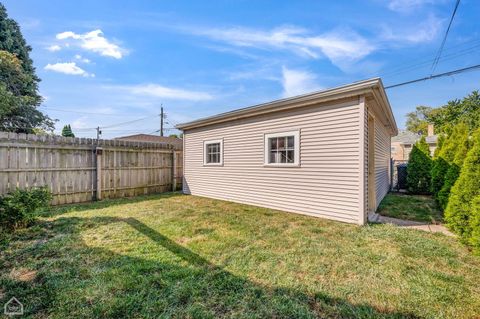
[{"x1": 10, "y1": 268, "x2": 37, "y2": 282}]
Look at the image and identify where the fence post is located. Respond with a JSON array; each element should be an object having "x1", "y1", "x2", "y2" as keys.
[
  {"x1": 172, "y1": 150, "x2": 177, "y2": 191},
  {"x1": 96, "y1": 147, "x2": 103, "y2": 200}
]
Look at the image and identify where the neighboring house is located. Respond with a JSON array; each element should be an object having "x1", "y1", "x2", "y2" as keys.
[
  {"x1": 391, "y1": 124, "x2": 437, "y2": 161},
  {"x1": 177, "y1": 78, "x2": 398, "y2": 225},
  {"x1": 115, "y1": 134, "x2": 183, "y2": 150}
]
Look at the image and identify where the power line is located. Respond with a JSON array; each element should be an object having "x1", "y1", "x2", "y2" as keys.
[
  {"x1": 100, "y1": 115, "x2": 158, "y2": 129},
  {"x1": 430, "y1": 0, "x2": 461, "y2": 74},
  {"x1": 385, "y1": 63, "x2": 480, "y2": 89},
  {"x1": 380, "y1": 42, "x2": 480, "y2": 79},
  {"x1": 40, "y1": 106, "x2": 132, "y2": 116}
]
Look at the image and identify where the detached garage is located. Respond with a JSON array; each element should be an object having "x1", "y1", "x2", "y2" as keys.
[{"x1": 176, "y1": 78, "x2": 398, "y2": 225}]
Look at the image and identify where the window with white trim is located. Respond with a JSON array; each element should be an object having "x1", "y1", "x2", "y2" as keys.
[
  {"x1": 203, "y1": 139, "x2": 223, "y2": 165},
  {"x1": 264, "y1": 131, "x2": 300, "y2": 166}
]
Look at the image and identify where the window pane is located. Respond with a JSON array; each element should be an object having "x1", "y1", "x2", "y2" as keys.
[
  {"x1": 280, "y1": 151, "x2": 287, "y2": 163},
  {"x1": 270, "y1": 138, "x2": 277, "y2": 150},
  {"x1": 287, "y1": 136, "x2": 294, "y2": 148},
  {"x1": 278, "y1": 137, "x2": 285, "y2": 150},
  {"x1": 206, "y1": 142, "x2": 221, "y2": 163},
  {"x1": 269, "y1": 151, "x2": 277, "y2": 163},
  {"x1": 286, "y1": 150, "x2": 294, "y2": 163}
]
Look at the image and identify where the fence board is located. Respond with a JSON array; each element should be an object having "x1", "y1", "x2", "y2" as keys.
[{"x1": 0, "y1": 132, "x2": 183, "y2": 205}]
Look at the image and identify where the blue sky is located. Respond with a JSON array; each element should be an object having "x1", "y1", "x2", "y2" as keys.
[{"x1": 3, "y1": 0, "x2": 480, "y2": 138}]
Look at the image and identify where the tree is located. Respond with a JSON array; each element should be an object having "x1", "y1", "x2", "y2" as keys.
[
  {"x1": 405, "y1": 105, "x2": 433, "y2": 134},
  {"x1": 428, "y1": 91, "x2": 480, "y2": 134},
  {"x1": 0, "y1": 3, "x2": 39, "y2": 88},
  {"x1": 168, "y1": 134, "x2": 178, "y2": 138},
  {"x1": 430, "y1": 157, "x2": 449, "y2": 197},
  {"x1": 445, "y1": 129, "x2": 480, "y2": 245},
  {"x1": 469, "y1": 195, "x2": 480, "y2": 254},
  {"x1": 0, "y1": 4, "x2": 53, "y2": 133},
  {"x1": 436, "y1": 123, "x2": 471, "y2": 209},
  {"x1": 407, "y1": 136, "x2": 432, "y2": 194},
  {"x1": 61, "y1": 124, "x2": 75, "y2": 137}
]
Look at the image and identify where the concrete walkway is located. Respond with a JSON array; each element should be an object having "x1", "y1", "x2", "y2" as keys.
[{"x1": 368, "y1": 213, "x2": 454, "y2": 236}]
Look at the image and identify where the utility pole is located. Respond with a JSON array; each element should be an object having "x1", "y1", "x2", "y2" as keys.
[
  {"x1": 160, "y1": 106, "x2": 164, "y2": 137},
  {"x1": 96, "y1": 126, "x2": 101, "y2": 140}
]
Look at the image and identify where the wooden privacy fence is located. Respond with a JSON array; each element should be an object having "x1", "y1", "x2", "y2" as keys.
[{"x1": 0, "y1": 132, "x2": 183, "y2": 205}]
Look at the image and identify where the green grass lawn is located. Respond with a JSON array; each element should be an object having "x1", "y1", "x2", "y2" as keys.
[
  {"x1": 377, "y1": 193, "x2": 444, "y2": 224},
  {"x1": 1, "y1": 193, "x2": 479, "y2": 318}
]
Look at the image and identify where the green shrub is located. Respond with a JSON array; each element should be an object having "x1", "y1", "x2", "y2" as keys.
[
  {"x1": 0, "y1": 187, "x2": 52, "y2": 231},
  {"x1": 430, "y1": 157, "x2": 450, "y2": 197},
  {"x1": 469, "y1": 195, "x2": 480, "y2": 255},
  {"x1": 431, "y1": 123, "x2": 471, "y2": 206},
  {"x1": 433, "y1": 134, "x2": 445, "y2": 158},
  {"x1": 437, "y1": 123, "x2": 469, "y2": 163},
  {"x1": 437, "y1": 164, "x2": 460, "y2": 210},
  {"x1": 445, "y1": 130, "x2": 480, "y2": 242},
  {"x1": 407, "y1": 137, "x2": 432, "y2": 194}
]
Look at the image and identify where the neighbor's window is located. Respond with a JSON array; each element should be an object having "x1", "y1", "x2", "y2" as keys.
[
  {"x1": 203, "y1": 139, "x2": 223, "y2": 165},
  {"x1": 264, "y1": 131, "x2": 300, "y2": 166}
]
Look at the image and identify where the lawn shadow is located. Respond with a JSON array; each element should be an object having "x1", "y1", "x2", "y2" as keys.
[{"x1": 1, "y1": 214, "x2": 421, "y2": 318}]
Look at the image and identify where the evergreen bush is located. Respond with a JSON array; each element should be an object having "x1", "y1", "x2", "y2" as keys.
[
  {"x1": 436, "y1": 124, "x2": 470, "y2": 208},
  {"x1": 445, "y1": 130, "x2": 480, "y2": 242},
  {"x1": 407, "y1": 137, "x2": 432, "y2": 194},
  {"x1": 430, "y1": 157, "x2": 449, "y2": 197},
  {"x1": 468, "y1": 195, "x2": 480, "y2": 255}
]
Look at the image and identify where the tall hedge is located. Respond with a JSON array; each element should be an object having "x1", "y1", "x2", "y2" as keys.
[
  {"x1": 431, "y1": 157, "x2": 449, "y2": 196},
  {"x1": 407, "y1": 136, "x2": 432, "y2": 194},
  {"x1": 436, "y1": 124, "x2": 471, "y2": 208},
  {"x1": 437, "y1": 165, "x2": 460, "y2": 209},
  {"x1": 445, "y1": 129, "x2": 480, "y2": 243},
  {"x1": 469, "y1": 196, "x2": 480, "y2": 254}
]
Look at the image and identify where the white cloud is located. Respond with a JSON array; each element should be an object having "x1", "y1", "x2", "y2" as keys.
[
  {"x1": 47, "y1": 45, "x2": 62, "y2": 52},
  {"x1": 44, "y1": 62, "x2": 94, "y2": 77},
  {"x1": 387, "y1": 0, "x2": 439, "y2": 12},
  {"x1": 74, "y1": 54, "x2": 91, "y2": 63},
  {"x1": 189, "y1": 25, "x2": 375, "y2": 68},
  {"x1": 381, "y1": 15, "x2": 442, "y2": 43},
  {"x1": 281, "y1": 67, "x2": 322, "y2": 98},
  {"x1": 72, "y1": 116, "x2": 90, "y2": 129},
  {"x1": 56, "y1": 29, "x2": 125, "y2": 59},
  {"x1": 112, "y1": 84, "x2": 213, "y2": 101}
]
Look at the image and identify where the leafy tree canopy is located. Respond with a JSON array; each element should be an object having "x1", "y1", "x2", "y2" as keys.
[
  {"x1": 405, "y1": 105, "x2": 433, "y2": 135},
  {"x1": 0, "y1": 3, "x2": 54, "y2": 133},
  {"x1": 428, "y1": 91, "x2": 480, "y2": 134},
  {"x1": 406, "y1": 91, "x2": 480, "y2": 135},
  {"x1": 0, "y1": 51, "x2": 53, "y2": 132}
]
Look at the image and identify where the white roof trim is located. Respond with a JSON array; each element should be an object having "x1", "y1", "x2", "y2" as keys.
[{"x1": 177, "y1": 77, "x2": 398, "y2": 135}]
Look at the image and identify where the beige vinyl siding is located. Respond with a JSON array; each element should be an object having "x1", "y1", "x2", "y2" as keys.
[
  {"x1": 183, "y1": 99, "x2": 362, "y2": 224},
  {"x1": 374, "y1": 118, "x2": 391, "y2": 208}
]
